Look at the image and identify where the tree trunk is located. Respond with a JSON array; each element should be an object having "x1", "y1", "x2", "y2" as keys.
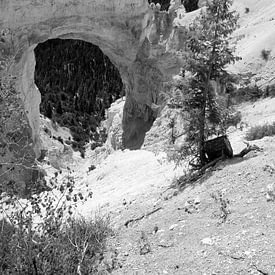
[
  {"x1": 198, "y1": 104, "x2": 207, "y2": 166},
  {"x1": 198, "y1": 76, "x2": 211, "y2": 166}
]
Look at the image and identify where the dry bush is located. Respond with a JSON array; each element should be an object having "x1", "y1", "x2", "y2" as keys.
[
  {"x1": 245, "y1": 122, "x2": 275, "y2": 141},
  {"x1": 211, "y1": 190, "x2": 231, "y2": 223},
  {"x1": 261, "y1": 49, "x2": 271, "y2": 61},
  {"x1": 0, "y1": 171, "x2": 112, "y2": 274},
  {"x1": 0, "y1": 215, "x2": 111, "y2": 274},
  {"x1": 263, "y1": 84, "x2": 275, "y2": 98}
]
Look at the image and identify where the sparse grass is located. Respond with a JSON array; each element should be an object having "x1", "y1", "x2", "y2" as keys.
[
  {"x1": 0, "y1": 169, "x2": 112, "y2": 274},
  {"x1": 0, "y1": 215, "x2": 112, "y2": 274},
  {"x1": 231, "y1": 85, "x2": 262, "y2": 103},
  {"x1": 245, "y1": 122, "x2": 275, "y2": 141},
  {"x1": 230, "y1": 84, "x2": 275, "y2": 105},
  {"x1": 211, "y1": 191, "x2": 230, "y2": 223},
  {"x1": 261, "y1": 49, "x2": 271, "y2": 61}
]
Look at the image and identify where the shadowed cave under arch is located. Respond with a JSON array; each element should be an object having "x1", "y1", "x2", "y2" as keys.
[{"x1": 34, "y1": 39, "x2": 124, "y2": 152}]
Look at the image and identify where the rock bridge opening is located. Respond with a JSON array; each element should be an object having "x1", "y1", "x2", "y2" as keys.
[
  {"x1": 34, "y1": 38, "x2": 124, "y2": 153},
  {"x1": 0, "y1": 0, "x2": 179, "y2": 189}
]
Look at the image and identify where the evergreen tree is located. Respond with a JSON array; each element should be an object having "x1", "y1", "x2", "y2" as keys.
[
  {"x1": 56, "y1": 101, "x2": 63, "y2": 115},
  {"x1": 181, "y1": 0, "x2": 240, "y2": 166},
  {"x1": 45, "y1": 102, "x2": 53, "y2": 119}
]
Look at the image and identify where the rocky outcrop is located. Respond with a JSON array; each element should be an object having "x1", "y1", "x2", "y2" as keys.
[
  {"x1": 105, "y1": 98, "x2": 125, "y2": 151},
  {"x1": 0, "y1": 0, "x2": 185, "y2": 188}
]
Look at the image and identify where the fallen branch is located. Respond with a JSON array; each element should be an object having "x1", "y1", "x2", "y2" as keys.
[
  {"x1": 200, "y1": 156, "x2": 224, "y2": 173},
  {"x1": 124, "y1": 207, "x2": 163, "y2": 227},
  {"x1": 218, "y1": 250, "x2": 245, "y2": 261},
  {"x1": 252, "y1": 264, "x2": 269, "y2": 275},
  {"x1": 234, "y1": 142, "x2": 262, "y2": 158}
]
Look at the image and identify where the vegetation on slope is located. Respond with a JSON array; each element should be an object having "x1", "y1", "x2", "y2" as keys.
[
  {"x1": 166, "y1": 0, "x2": 240, "y2": 167},
  {"x1": 245, "y1": 122, "x2": 275, "y2": 141}
]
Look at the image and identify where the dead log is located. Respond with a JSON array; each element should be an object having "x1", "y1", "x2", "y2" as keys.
[
  {"x1": 177, "y1": 141, "x2": 262, "y2": 189},
  {"x1": 124, "y1": 207, "x2": 163, "y2": 227},
  {"x1": 233, "y1": 142, "x2": 262, "y2": 157}
]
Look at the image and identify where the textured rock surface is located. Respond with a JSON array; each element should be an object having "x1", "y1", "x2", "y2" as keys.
[
  {"x1": 104, "y1": 98, "x2": 125, "y2": 151},
  {"x1": 0, "y1": 0, "x2": 181, "y2": 155}
]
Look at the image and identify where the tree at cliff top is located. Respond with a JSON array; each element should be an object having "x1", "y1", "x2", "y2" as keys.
[{"x1": 176, "y1": 0, "x2": 240, "y2": 167}]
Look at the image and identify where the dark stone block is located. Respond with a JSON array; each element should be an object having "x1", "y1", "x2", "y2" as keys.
[{"x1": 204, "y1": 135, "x2": 233, "y2": 162}]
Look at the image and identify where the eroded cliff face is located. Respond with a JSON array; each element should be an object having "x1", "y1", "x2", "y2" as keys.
[{"x1": 0, "y1": 0, "x2": 184, "y2": 187}]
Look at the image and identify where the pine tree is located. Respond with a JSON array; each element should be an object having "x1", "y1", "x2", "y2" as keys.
[
  {"x1": 45, "y1": 102, "x2": 53, "y2": 118},
  {"x1": 183, "y1": 0, "x2": 240, "y2": 166},
  {"x1": 56, "y1": 101, "x2": 63, "y2": 115}
]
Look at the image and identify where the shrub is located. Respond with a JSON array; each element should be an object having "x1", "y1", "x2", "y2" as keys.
[
  {"x1": 261, "y1": 49, "x2": 271, "y2": 61},
  {"x1": 245, "y1": 122, "x2": 275, "y2": 141},
  {"x1": 231, "y1": 85, "x2": 263, "y2": 103},
  {"x1": 263, "y1": 84, "x2": 275, "y2": 98},
  {"x1": 0, "y1": 216, "x2": 111, "y2": 274},
  {"x1": 0, "y1": 170, "x2": 112, "y2": 274},
  {"x1": 245, "y1": 7, "x2": 250, "y2": 13}
]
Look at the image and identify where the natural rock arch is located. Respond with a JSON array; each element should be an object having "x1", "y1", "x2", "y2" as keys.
[{"x1": 0, "y1": 0, "x2": 182, "y2": 157}]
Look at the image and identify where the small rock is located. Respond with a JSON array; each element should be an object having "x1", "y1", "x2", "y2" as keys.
[
  {"x1": 158, "y1": 237, "x2": 174, "y2": 248},
  {"x1": 184, "y1": 199, "x2": 199, "y2": 213},
  {"x1": 140, "y1": 243, "x2": 151, "y2": 255},
  {"x1": 184, "y1": 201, "x2": 190, "y2": 208},
  {"x1": 194, "y1": 197, "x2": 201, "y2": 204},
  {"x1": 267, "y1": 183, "x2": 274, "y2": 192},
  {"x1": 263, "y1": 164, "x2": 275, "y2": 174},
  {"x1": 266, "y1": 183, "x2": 275, "y2": 202},
  {"x1": 266, "y1": 192, "x2": 275, "y2": 202},
  {"x1": 139, "y1": 232, "x2": 151, "y2": 255},
  {"x1": 153, "y1": 199, "x2": 161, "y2": 207},
  {"x1": 169, "y1": 224, "x2": 178, "y2": 231},
  {"x1": 153, "y1": 226, "x2": 159, "y2": 234},
  {"x1": 201, "y1": 237, "x2": 214, "y2": 246}
]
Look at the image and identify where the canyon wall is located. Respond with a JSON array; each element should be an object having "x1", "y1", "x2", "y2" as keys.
[
  {"x1": 0, "y1": 0, "x2": 182, "y2": 151},
  {"x1": 0, "y1": 0, "x2": 183, "y2": 187}
]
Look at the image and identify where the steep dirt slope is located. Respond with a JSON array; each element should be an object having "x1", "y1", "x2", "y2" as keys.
[
  {"x1": 101, "y1": 97, "x2": 275, "y2": 274},
  {"x1": 230, "y1": 0, "x2": 275, "y2": 87},
  {"x1": 175, "y1": 0, "x2": 275, "y2": 87},
  {"x1": 109, "y1": 135, "x2": 275, "y2": 274},
  {"x1": 59, "y1": 97, "x2": 275, "y2": 274}
]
